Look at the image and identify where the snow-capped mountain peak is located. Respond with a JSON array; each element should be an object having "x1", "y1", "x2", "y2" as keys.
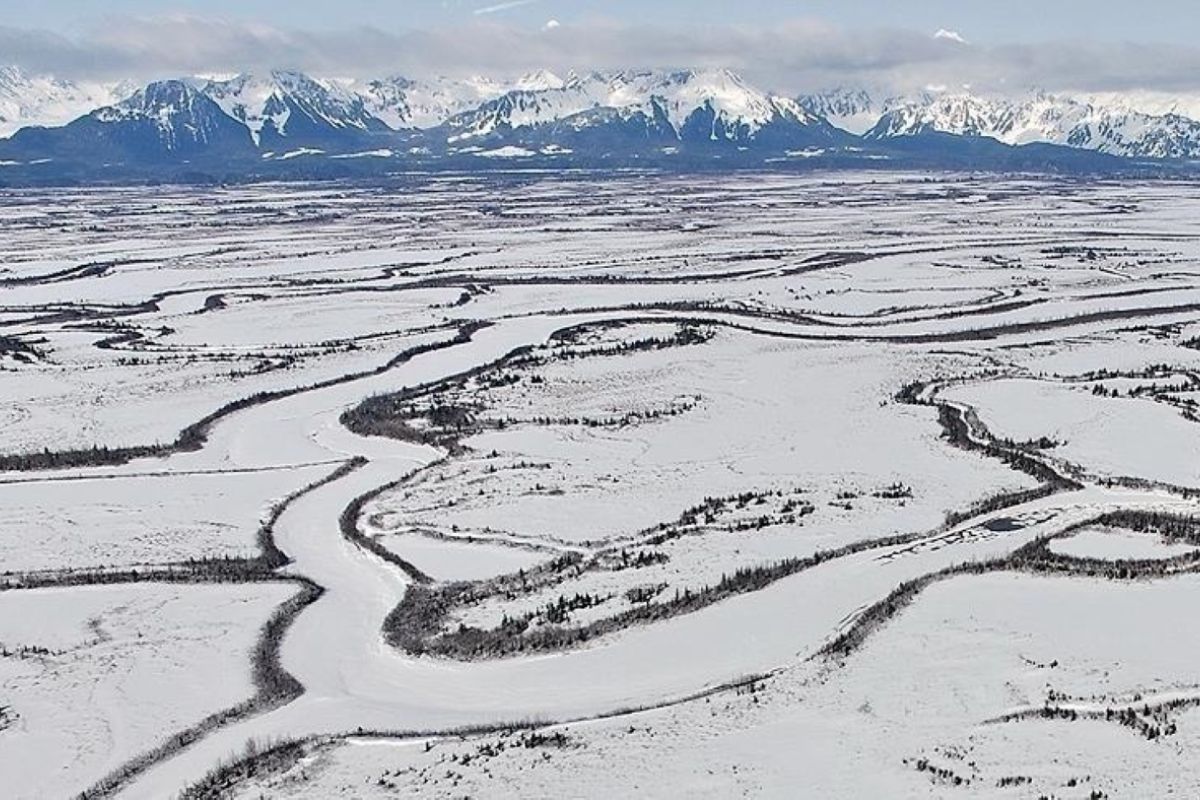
[
  {"x1": 514, "y1": 70, "x2": 566, "y2": 92},
  {"x1": 0, "y1": 65, "x2": 132, "y2": 138},
  {"x1": 862, "y1": 88, "x2": 1200, "y2": 159},
  {"x1": 77, "y1": 79, "x2": 256, "y2": 155},
  {"x1": 441, "y1": 67, "x2": 833, "y2": 146},
  {"x1": 6, "y1": 65, "x2": 1200, "y2": 169},
  {"x1": 200, "y1": 70, "x2": 387, "y2": 146},
  {"x1": 350, "y1": 74, "x2": 509, "y2": 130}
]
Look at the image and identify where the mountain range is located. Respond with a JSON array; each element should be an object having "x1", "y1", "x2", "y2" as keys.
[
  {"x1": 1, "y1": 65, "x2": 1197, "y2": 182},
  {"x1": 800, "y1": 87, "x2": 1200, "y2": 160}
]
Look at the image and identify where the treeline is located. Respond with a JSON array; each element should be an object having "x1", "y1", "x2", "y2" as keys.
[
  {"x1": 1092, "y1": 509, "x2": 1200, "y2": 543},
  {"x1": 936, "y1": 404, "x2": 1078, "y2": 488},
  {"x1": 3, "y1": 458, "x2": 363, "y2": 592},
  {"x1": 893, "y1": 378, "x2": 1081, "y2": 531},
  {"x1": 338, "y1": 473, "x2": 436, "y2": 584},
  {"x1": 2, "y1": 557, "x2": 278, "y2": 592},
  {"x1": 76, "y1": 577, "x2": 323, "y2": 800},
  {"x1": 498, "y1": 396, "x2": 700, "y2": 431},
  {"x1": 0, "y1": 335, "x2": 43, "y2": 361},
  {"x1": 943, "y1": 485, "x2": 1059, "y2": 529},
  {"x1": 343, "y1": 322, "x2": 712, "y2": 450},
  {"x1": 823, "y1": 510, "x2": 1200, "y2": 664},
  {"x1": 541, "y1": 322, "x2": 713, "y2": 361},
  {"x1": 341, "y1": 333, "x2": 526, "y2": 453},
  {"x1": 257, "y1": 457, "x2": 367, "y2": 569},
  {"x1": 177, "y1": 739, "x2": 309, "y2": 800},
  {"x1": 386, "y1": 529, "x2": 925, "y2": 661},
  {"x1": 993, "y1": 698, "x2": 1185, "y2": 744},
  {"x1": 3, "y1": 321, "x2": 486, "y2": 473}
]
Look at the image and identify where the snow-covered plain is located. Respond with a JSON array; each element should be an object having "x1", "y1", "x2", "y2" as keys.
[
  {"x1": 0, "y1": 582, "x2": 294, "y2": 799},
  {"x1": 229, "y1": 573, "x2": 1200, "y2": 799},
  {"x1": 2, "y1": 173, "x2": 1200, "y2": 798}
]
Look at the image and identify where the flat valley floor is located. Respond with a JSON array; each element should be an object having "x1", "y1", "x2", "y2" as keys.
[{"x1": 3, "y1": 173, "x2": 1200, "y2": 798}]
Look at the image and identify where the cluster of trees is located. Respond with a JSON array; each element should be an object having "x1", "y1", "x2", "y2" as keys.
[
  {"x1": 394, "y1": 526, "x2": 925, "y2": 661},
  {"x1": 0, "y1": 442, "x2": 170, "y2": 472},
  {"x1": 1078, "y1": 364, "x2": 1182, "y2": 382},
  {"x1": 2, "y1": 557, "x2": 277, "y2": 592},
  {"x1": 177, "y1": 739, "x2": 309, "y2": 800},
  {"x1": 0, "y1": 643, "x2": 56, "y2": 659},
  {"x1": 541, "y1": 591, "x2": 611, "y2": 624},
  {"x1": 500, "y1": 396, "x2": 699, "y2": 431},
  {"x1": 602, "y1": 549, "x2": 670, "y2": 572},
  {"x1": 340, "y1": 323, "x2": 505, "y2": 452},
  {"x1": 1094, "y1": 510, "x2": 1200, "y2": 543},
  {"x1": 668, "y1": 487, "x2": 812, "y2": 533},
  {"x1": 911, "y1": 758, "x2": 970, "y2": 787},
  {"x1": 547, "y1": 321, "x2": 713, "y2": 358},
  {"x1": 1106, "y1": 705, "x2": 1178, "y2": 740},
  {"x1": 625, "y1": 582, "x2": 668, "y2": 605},
  {"x1": 517, "y1": 731, "x2": 571, "y2": 749},
  {"x1": 345, "y1": 322, "x2": 713, "y2": 454},
  {"x1": 944, "y1": 486, "x2": 1060, "y2": 529},
  {"x1": 1003, "y1": 701, "x2": 1178, "y2": 743},
  {"x1": 251, "y1": 580, "x2": 322, "y2": 703},
  {"x1": 0, "y1": 335, "x2": 41, "y2": 359}
]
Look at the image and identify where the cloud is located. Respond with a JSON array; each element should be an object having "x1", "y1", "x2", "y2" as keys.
[
  {"x1": 933, "y1": 28, "x2": 968, "y2": 45},
  {"x1": 474, "y1": 0, "x2": 540, "y2": 15},
  {"x1": 5, "y1": 14, "x2": 1200, "y2": 96}
]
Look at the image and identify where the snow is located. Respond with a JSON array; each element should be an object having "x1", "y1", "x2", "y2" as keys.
[
  {"x1": 225, "y1": 573, "x2": 1200, "y2": 798},
  {"x1": 352, "y1": 74, "x2": 510, "y2": 130},
  {"x1": 203, "y1": 74, "x2": 293, "y2": 143},
  {"x1": 446, "y1": 68, "x2": 816, "y2": 143},
  {"x1": 942, "y1": 378, "x2": 1200, "y2": 487},
  {"x1": 201, "y1": 71, "x2": 379, "y2": 144},
  {"x1": 2, "y1": 174, "x2": 1200, "y2": 797},
  {"x1": 0, "y1": 582, "x2": 294, "y2": 799},
  {"x1": 276, "y1": 147, "x2": 325, "y2": 159},
  {"x1": 0, "y1": 464, "x2": 331, "y2": 572},
  {"x1": 8, "y1": 62, "x2": 1200, "y2": 161},
  {"x1": 1049, "y1": 525, "x2": 1198, "y2": 561},
  {"x1": 330, "y1": 148, "x2": 394, "y2": 159},
  {"x1": 0, "y1": 65, "x2": 131, "y2": 139},
  {"x1": 864, "y1": 87, "x2": 1200, "y2": 158},
  {"x1": 474, "y1": 146, "x2": 536, "y2": 158}
]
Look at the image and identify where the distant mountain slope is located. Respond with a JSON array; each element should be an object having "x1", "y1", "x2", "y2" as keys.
[
  {"x1": 0, "y1": 67, "x2": 1195, "y2": 180},
  {"x1": 4, "y1": 80, "x2": 256, "y2": 163},
  {"x1": 349, "y1": 74, "x2": 510, "y2": 130},
  {"x1": 439, "y1": 69, "x2": 843, "y2": 150},
  {"x1": 0, "y1": 66, "x2": 133, "y2": 139},
  {"x1": 200, "y1": 71, "x2": 391, "y2": 149},
  {"x1": 797, "y1": 88, "x2": 891, "y2": 136},
  {"x1": 856, "y1": 90, "x2": 1200, "y2": 159}
]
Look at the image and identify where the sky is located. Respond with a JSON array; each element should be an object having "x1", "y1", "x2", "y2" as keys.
[{"x1": 5, "y1": 1, "x2": 1200, "y2": 95}]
